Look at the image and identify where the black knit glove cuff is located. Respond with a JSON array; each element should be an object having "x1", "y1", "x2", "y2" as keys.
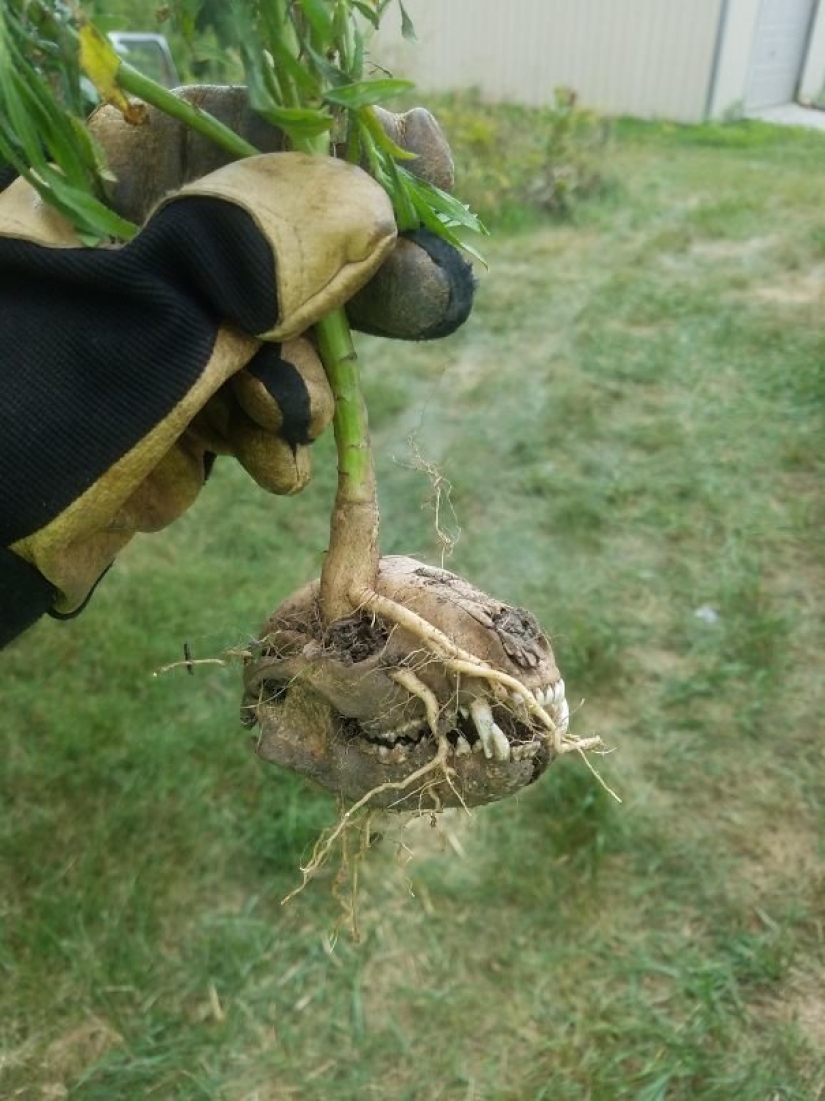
[{"x1": 0, "y1": 548, "x2": 56, "y2": 648}]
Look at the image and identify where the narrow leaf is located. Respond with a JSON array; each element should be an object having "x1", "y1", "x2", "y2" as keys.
[
  {"x1": 79, "y1": 24, "x2": 146, "y2": 123},
  {"x1": 324, "y1": 78, "x2": 414, "y2": 110},
  {"x1": 351, "y1": 2, "x2": 379, "y2": 29},
  {"x1": 295, "y1": 0, "x2": 334, "y2": 44},
  {"x1": 333, "y1": 0, "x2": 358, "y2": 71},
  {"x1": 399, "y1": 1, "x2": 417, "y2": 41},
  {"x1": 255, "y1": 104, "x2": 333, "y2": 139},
  {"x1": 385, "y1": 158, "x2": 418, "y2": 232},
  {"x1": 399, "y1": 167, "x2": 489, "y2": 237},
  {"x1": 360, "y1": 105, "x2": 418, "y2": 160},
  {"x1": 304, "y1": 43, "x2": 352, "y2": 88},
  {"x1": 268, "y1": 50, "x2": 313, "y2": 96}
]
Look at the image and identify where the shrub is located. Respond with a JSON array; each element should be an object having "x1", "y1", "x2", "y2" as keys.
[{"x1": 427, "y1": 87, "x2": 612, "y2": 226}]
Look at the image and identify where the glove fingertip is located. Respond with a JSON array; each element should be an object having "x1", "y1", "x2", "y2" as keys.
[{"x1": 347, "y1": 229, "x2": 476, "y2": 341}]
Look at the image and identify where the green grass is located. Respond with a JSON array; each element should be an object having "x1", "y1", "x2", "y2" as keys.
[{"x1": 2, "y1": 114, "x2": 825, "y2": 1099}]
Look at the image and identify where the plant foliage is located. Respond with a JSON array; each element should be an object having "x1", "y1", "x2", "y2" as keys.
[
  {"x1": 428, "y1": 87, "x2": 612, "y2": 226},
  {"x1": 0, "y1": 0, "x2": 486, "y2": 256},
  {"x1": 0, "y1": 0, "x2": 137, "y2": 241}
]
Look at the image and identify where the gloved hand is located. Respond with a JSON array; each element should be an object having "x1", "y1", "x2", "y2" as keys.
[
  {"x1": 88, "y1": 87, "x2": 471, "y2": 339},
  {"x1": 0, "y1": 94, "x2": 474, "y2": 647}
]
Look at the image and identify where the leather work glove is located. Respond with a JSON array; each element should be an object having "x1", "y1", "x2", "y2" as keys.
[
  {"x1": 0, "y1": 96, "x2": 474, "y2": 648},
  {"x1": 88, "y1": 87, "x2": 470, "y2": 339}
]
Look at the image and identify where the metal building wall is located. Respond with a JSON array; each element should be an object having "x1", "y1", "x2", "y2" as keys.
[
  {"x1": 707, "y1": 0, "x2": 762, "y2": 117},
  {"x1": 799, "y1": 1, "x2": 825, "y2": 103},
  {"x1": 374, "y1": 0, "x2": 724, "y2": 123},
  {"x1": 743, "y1": 0, "x2": 820, "y2": 108},
  {"x1": 709, "y1": 0, "x2": 825, "y2": 116}
]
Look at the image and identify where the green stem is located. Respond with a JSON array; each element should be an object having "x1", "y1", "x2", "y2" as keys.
[
  {"x1": 117, "y1": 63, "x2": 259, "y2": 159},
  {"x1": 314, "y1": 308, "x2": 380, "y2": 622},
  {"x1": 289, "y1": 133, "x2": 381, "y2": 623},
  {"x1": 267, "y1": 0, "x2": 302, "y2": 109}
]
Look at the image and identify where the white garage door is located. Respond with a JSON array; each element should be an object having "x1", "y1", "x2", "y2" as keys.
[{"x1": 745, "y1": 0, "x2": 818, "y2": 109}]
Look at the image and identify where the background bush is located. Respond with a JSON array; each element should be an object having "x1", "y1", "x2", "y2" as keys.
[{"x1": 429, "y1": 87, "x2": 612, "y2": 226}]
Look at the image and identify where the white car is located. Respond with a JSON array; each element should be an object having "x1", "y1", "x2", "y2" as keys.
[{"x1": 108, "y1": 33, "x2": 180, "y2": 88}]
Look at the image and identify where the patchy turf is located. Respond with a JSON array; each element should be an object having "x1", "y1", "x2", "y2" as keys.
[{"x1": 1, "y1": 115, "x2": 824, "y2": 1099}]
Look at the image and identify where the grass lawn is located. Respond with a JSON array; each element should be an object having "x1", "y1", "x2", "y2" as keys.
[{"x1": 1, "y1": 114, "x2": 824, "y2": 1099}]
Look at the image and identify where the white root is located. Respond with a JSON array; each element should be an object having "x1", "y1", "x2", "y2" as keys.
[
  {"x1": 350, "y1": 585, "x2": 603, "y2": 757},
  {"x1": 282, "y1": 734, "x2": 455, "y2": 906},
  {"x1": 391, "y1": 667, "x2": 442, "y2": 738},
  {"x1": 509, "y1": 690, "x2": 530, "y2": 722}
]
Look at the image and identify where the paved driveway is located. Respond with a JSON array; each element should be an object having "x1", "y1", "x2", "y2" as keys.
[{"x1": 749, "y1": 102, "x2": 825, "y2": 129}]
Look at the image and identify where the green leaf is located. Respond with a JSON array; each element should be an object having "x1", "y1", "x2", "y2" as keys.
[
  {"x1": 398, "y1": 166, "x2": 489, "y2": 265},
  {"x1": 345, "y1": 116, "x2": 363, "y2": 165},
  {"x1": 295, "y1": 0, "x2": 334, "y2": 45},
  {"x1": 254, "y1": 104, "x2": 333, "y2": 139},
  {"x1": 324, "y1": 78, "x2": 415, "y2": 110},
  {"x1": 351, "y1": 27, "x2": 365, "y2": 79},
  {"x1": 385, "y1": 158, "x2": 418, "y2": 232},
  {"x1": 44, "y1": 175, "x2": 138, "y2": 240},
  {"x1": 399, "y1": 1, "x2": 417, "y2": 41},
  {"x1": 359, "y1": 105, "x2": 418, "y2": 161},
  {"x1": 0, "y1": 119, "x2": 137, "y2": 242},
  {"x1": 351, "y1": 2, "x2": 379, "y2": 29},
  {"x1": 333, "y1": 0, "x2": 363, "y2": 77},
  {"x1": 303, "y1": 43, "x2": 351, "y2": 88},
  {"x1": 399, "y1": 167, "x2": 489, "y2": 238},
  {"x1": 0, "y1": 50, "x2": 91, "y2": 195},
  {"x1": 256, "y1": 8, "x2": 321, "y2": 97},
  {"x1": 77, "y1": 25, "x2": 148, "y2": 126}
]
